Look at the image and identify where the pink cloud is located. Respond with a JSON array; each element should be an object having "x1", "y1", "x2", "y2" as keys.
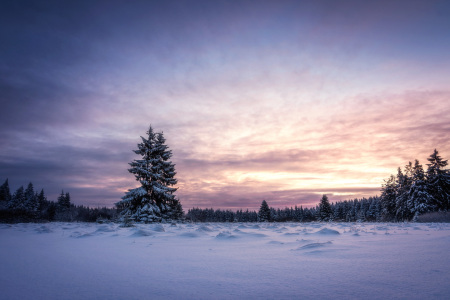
[{"x1": 170, "y1": 89, "x2": 450, "y2": 210}]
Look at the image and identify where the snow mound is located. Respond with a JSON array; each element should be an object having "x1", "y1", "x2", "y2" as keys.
[
  {"x1": 245, "y1": 232, "x2": 267, "y2": 238},
  {"x1": 314, "y1": 228, "x2": 340, "y2": 235},
  {"x1": 35, "y1": 225, "x2": 52, "y2": 234},
  {"x1": 235, "y1": 231, "x2": 267, "y2": 238},
  {"x1": 284, "y1": 232, "x2": 299, "y2": 236},
  {"x1": 376, "y1": 226, "x2": 388, "y2": 231},
  {"x1": 130, "y1": 228, "x2": 154, "y2": 237},
  {"x1": 216, "y1": 232, "x2": 237, "y2": 239},
  {"x1": 267, "y1": 240, "x2": 284, "y2": 245},
  {"x1": 62, "y1": 224, "x2": 79, "y2": 230},
  {"x1": 179, "y1": 232, "x2": 199, "y2": 238},
  {"x1": 151, "y1": 224, "x2": 165, "y2": 232},
  {"x1": 70, "y1": 231, "x2": 94, "y2": 238},
  {"x1": 297, "y1": 238, "x2": 313, "y2": 243},
  {"x1": 309, "y1": 223, "x2": 323, "y2": 228},
  {"x1": 196, "y1": 225, "x2": 213, "y2": 232},
  {"x1": 95, "y1": 225, "x2": 116, "y2": 233},
  {"x1": 296, "y1": 241, "x2": 332, "y2": 250}
]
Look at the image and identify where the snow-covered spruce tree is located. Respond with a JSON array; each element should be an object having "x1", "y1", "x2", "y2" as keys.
[
  {"x1": 318, "y1": 194, "x2": 333, "y2": 221},
  {"x1": 395, "y1": 166, "x2": 414, "y2": 221},
  {"x1": 56, "y1": 191, "x2": 72, "y2": 221},
  {"x1": 8, "y1": 186, "x2": 26, "y2": 211},
  {"x1": 37, "y1": 189, "x2": 47, "y2": 208},
  {"x1": 57, "y1": 190, "x2": 71, "y2": 212},
  {"x1": 366, "y1": 198, "x2": 378, "y2": 221},
  {"x1": 426, "y1": 149, "x2": 450, "y2": 211},
  {"x1": 258, "y1": 200, "x2": 271, "y2": 222},
  {"x1": 116, "y1": 126, "x2": 182, "y2": 223},
  {"x1": 380, "y1": 174, "x2": 397, "y2": 221},
  {"x1": 407, "y1": 160, "x2": 433, "y2": 218},
  {"x1": 24, "y1": 182, "x2": 39, "y2": 216}
]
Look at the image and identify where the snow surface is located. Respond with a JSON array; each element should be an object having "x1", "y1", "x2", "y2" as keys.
[{"x1": 1, "y1": 222, "x2": 449, "y2": 300}]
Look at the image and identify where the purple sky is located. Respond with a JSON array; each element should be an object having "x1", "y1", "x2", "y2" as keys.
[{"x1": 1, "y1": 0, "x2": 450, "y2": 210}]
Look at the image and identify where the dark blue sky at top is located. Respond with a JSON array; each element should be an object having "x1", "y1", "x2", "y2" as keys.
[{"x1": 1, "y1": 0, "x2": 450, "y2": 209}]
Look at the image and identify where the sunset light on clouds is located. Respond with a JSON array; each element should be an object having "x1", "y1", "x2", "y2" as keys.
[{"x1": 1, "y1": 0, "x2": 450, "y2": 210}]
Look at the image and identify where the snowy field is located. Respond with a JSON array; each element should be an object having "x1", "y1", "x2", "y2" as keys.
[{"x1": 1, "y1": 222, "x2": 449, "y2": 300}]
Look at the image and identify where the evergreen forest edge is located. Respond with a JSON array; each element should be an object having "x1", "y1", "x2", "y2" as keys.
[{"x1": 1, "y1": 126, "x2": 449, "y2": 224}]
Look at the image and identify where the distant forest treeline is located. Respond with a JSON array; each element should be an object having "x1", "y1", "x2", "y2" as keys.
[
  {"x1": 185, "y1": 197, "x2": 380, "y2": 223},
  {"x1": 0, "y1": 181, "x2": 117, "y2": 223},
  {"x1": 186, "y1": 149, "x2": 450, "y2": 222},
  {"x1": 1, "y1": 149, "x2": 449, "y2": 223}
]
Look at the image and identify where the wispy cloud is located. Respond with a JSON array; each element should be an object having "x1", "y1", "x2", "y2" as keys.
[{"x1": 170, "y1": 89, "x2": 450, "y2": 209}]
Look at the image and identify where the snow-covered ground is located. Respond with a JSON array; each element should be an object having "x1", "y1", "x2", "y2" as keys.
[{"x1": 1, "y1": 222, "x2": 449, "y2": 300}]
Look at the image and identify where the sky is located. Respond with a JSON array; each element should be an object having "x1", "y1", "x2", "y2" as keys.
[{"x1": 1, "y1": 0, "x2": 450, "y2": 210}]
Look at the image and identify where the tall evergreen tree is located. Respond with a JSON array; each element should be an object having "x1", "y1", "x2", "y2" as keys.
[
  {"x1": 380, "y1": 175, "x2": 397, "y2": 221},
  {"x1": 407, "y1": 160, "x2": 432, "y2": 217},
  {"x1": 37, "y1": 189, "x2": 47, "y2": 208},
  {"x1": 8, "y1": 186, "x2": 26, "y2": 211},
  {"x1": 24, "y1": 182, "x2": 39, "y2": 215},
  {"x1": 366, "y1": 198, "x2": 377, "y2": 221},
  {"x1": 426, "y1": 149, "x2": 450, "y2": 211},
  {"x1": 116, "y1": 126, "x2": 181, "y2": 223},
  {"x1": 57, "y1": 190, "x2": 71, "y2": 211},
  {"x1": 395, "y1": 167, "x2": 413, "y2": 221},
  {"x1": 318, "y1": 194, "x2": 333, "y2": 221},
  {"x1": 65, "y1": 192, "x2": 71, "y2": 208},
  {"x1": 258, "y1": 200, "x2": 271, "y2": 222},
  {"x1": 56, "y1": 191, "x2": 72, "y2": 221},
  {"x1": 295, "y1": 205, "x2": 304, "y2": 222}
]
